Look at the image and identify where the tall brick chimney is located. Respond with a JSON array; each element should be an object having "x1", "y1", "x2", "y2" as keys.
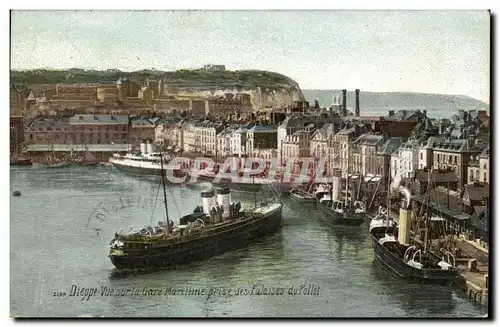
[
  {"x1": 342, "y1": 89, "x2": 347, "y2": 117},
  {"x1": 355, "y1": 89, "x2": 360, "y2": 117}
]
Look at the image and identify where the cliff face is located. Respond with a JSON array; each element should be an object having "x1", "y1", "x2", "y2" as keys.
[
  {"x1": 166, "y1": 86, "x2": 305, "y2": 110},
  {"x1": 11, "y1": 68, "x2": 306, "y2": 110}
]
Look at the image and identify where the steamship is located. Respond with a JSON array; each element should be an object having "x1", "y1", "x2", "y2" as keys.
[
  {"x1": 108, "y1": 153, "x2": 283, "y2": 269},
  {"x1": 109, "y1": 186, "x2": 283, "y2": 269},
  {"x1": 369, "y1": 185, "x2": 458, "y2": 283},
  {"x1": 314, "y1": 144, "x2": 366, "y2": 226},
  {"x1": 108, "y1": 140, "x2": 187, "y2": 178}
]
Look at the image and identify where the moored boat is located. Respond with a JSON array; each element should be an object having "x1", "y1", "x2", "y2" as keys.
[
  {"x1": 369, "y1": 182, "x2": 458, "y2": 284},
  {"x1": 108, "y1": 153, "x2": 283, "y2": 269},
  {"x1": 289, "y1": 187, "x2": 316, "y2": 203},
  {"x1": 10, "y1": 157, "x2": 32, "y2": 166}
]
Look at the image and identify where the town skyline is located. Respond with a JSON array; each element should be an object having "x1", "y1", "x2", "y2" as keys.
[{"x1": 11, "y1": 10, "x2": 490, "y2": 104}]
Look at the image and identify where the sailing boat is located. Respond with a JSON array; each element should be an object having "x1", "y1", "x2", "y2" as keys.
[
  {"x1": 108, "y1": 152, "x2": 283, "y2": 269},
  {"x1": 369, "y1": 169, "x2": 458, "y2": 283},
  {"x1": 315, "y1": 142, "x2": 366, "y2": 226}
]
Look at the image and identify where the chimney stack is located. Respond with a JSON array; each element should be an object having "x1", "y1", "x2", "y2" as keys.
[
  {"x1": 355, "y1": 89, "x2": 360, "y2": 117},
  {"x1": 342, "y1": 89, "x2": 347, "y2": 117}
]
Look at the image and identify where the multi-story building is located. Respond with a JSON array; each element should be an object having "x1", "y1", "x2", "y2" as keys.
[
  {"x1": 352, "y1": 134, "x2": 385, "y2": 176},
  {"x1": 129, "y1": 117, "x2": 156, "y2": 149},
  {"x1": 309, "y1": 123, "x2": 335, "y2": 160},
  {"x1": 246, "y1": 125, "x2": 278, "y2": 157},
  {"x1": 154, "y1": 98, "x2": 191, "y2": 114},
  {"x1": 282, "y1": 130, "x2": 311, "y2": 160},
  {"x1": 417, "y1": 136, "x2": 446, "y2": 170},
  {"x1": 154, "y1": 117, "x2": 185, "y2": 149},
  {"x1": 277, "y1": 114, "x2": 341, "y2": 157},
  {"x1": 193, "y1": 121, "x2": 224, "y2": 155},
  {"x1": 390, "y1": 139, "x2": 420, "y2": 180},
  {"x1": 478, "y1": 146, "x2": 489, "y2": 184},
  {"x1": 430, "y1": 138, "x2": 483, "y2": 189},
  {"x1": 467, "y1": 155, "x2": 480, "y2": 184},
  {"x1": 54, "y1": 84, "x2": 98, "y2": 99},
  {"x1": 230, "y1": 128, "x2": 248, "y2": 157},
  {"x1": 182, "y1": 121, "x2": 197, "y2": 153},
  {"x1": 24, "y1": 114, "x2": 130, "y2": 159},
  {"x1": 216, "y1": 129, "x2": 232, "y2": 158},
  {"x1": 328, "y1": 125, "x2": 363, "y2": 176}
]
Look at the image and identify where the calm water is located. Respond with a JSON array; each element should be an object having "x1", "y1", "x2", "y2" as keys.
[{"x1": 10, "y1": 166, "x2": 487, "y2": 318}]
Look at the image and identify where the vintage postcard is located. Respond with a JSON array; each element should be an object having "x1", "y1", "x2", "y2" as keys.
[{"x1": 9, "y1": 9, "x2": 490, "y2": 318}]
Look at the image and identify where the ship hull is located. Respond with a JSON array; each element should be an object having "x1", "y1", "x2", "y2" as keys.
[
  {"x1": 316, "y1": 200, "x2": 366, "y2": 226},
  {"x1": 109, "y1": 206, "x2": 283, "y2": 269},
  {"x1": 289, "y1": 191, "x2": 316, "y2": 204},
  {"x1": 10, "y1": 158, "x2": 32, "y2": 166},
  {"x1": 111, "y1": 160, "x2": 186, "y2": 179},
  {"x1": 191, "y1": 174, "x2": 276, "y2": 192},
  {"x1": 370, "y1": 234, "x2": 457, "y2": 284}
]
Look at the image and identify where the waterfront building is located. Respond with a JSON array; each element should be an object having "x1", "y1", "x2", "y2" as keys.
[
  {"x1": 154, "y1": 117, "x2": 185, "y2": 149},
  {"x1": 245, "y1": 125, "x2": 278, "y2": 158},
  {"x1": 309, "y1": 123, "x2": 335, "y2": 160},
  {"x1": 24, "y1": 114, "x2": 130, "y2": 160},
  {"x1": 193, "y1": 121, "x2": 224, "y2": 155},
  {"x1": 216, "y1": 129, "x2": 232, "y2": 158},
  {"x1": 390, "y1": 139, "x2": 421, "y2": 180},
  {"x1": 230, "y1": 128, "x2": 248, "y2": 157},
  {"x1": 351, "y1": 134, "x2": 385, "y2": 176},
  {"x1": 129, "y1": 117, "x2": 156, "y2": 149},
  {"x1": 430, "y1": 138, "x2": 483, "y2": 189},
  {"x1": 478, "y1": 146, "x2": 489, "y2": 184}
]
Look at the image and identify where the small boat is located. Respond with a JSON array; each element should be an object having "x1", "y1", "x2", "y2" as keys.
[
  {"x1": 289, "y1": 188, "x2": 316, "y2": 203},
  {"x1": 12, "y1": 191, "x2": 21, "y2": 197},
  {"x1": 45, "y1": 162, "x2": 70, "y2": 169},
  {"x1": 10, "y1": 158, "x2": 33, "y2": 166}
]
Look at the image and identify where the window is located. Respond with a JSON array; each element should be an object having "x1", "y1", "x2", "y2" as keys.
[
  {"x1": 420, "y1": 152, "x2": 423, "y2": 159},
  {"x1": 454, "y1": 156, "x2": 457, "y2": 165},
  {"x1": 484, "y1": 172, "x2": 487, "y2": 182}
]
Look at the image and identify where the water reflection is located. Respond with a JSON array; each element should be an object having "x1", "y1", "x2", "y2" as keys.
[{"x1": 370, "y1": 261, "x2": 457, "y2": 316}]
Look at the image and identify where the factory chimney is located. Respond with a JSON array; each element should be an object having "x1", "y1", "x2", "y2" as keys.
[
  {"x1": 342, "y1": 89, "x2": 347, "y2": 117},
  {"x1": 355, "y1": 89, "x2": 360, "y2": 117}
]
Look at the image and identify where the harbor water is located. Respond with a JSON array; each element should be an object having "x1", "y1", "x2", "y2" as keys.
[{"x1": 10, "y1": 166, "x2": 488, "y2": 317}]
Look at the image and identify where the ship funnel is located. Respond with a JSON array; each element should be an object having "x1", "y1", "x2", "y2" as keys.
[
  {"x1": 342, "y1": 89, "x2": 347, "y2": 117},
  {"x1": 355, "y1": 89, "x2": 360, "y2": 117},
  {"x1": 140, "y1": 140, "x2": 147, "y2": 155},
  {"x1": 201, "y1": 188, "x2": 215, "y2": 215},
  {"x1": 216, "y1": 186, "x2": 232, "y2": 220},
  {"x1": 398, "y1": 186, "x2": 412, "y2": 245},
  {"x1": 146, "y1": 139, "x2": 153, "y2": 154}
]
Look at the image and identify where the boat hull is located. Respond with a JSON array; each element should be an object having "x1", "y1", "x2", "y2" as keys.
[
  {"x1": 190, "y1": 173, "x2": 276, "y2": 192},
  {"x1": 111, "y1": 160, "x2": 186, "y2": 179},
  {"x1": 10, "y1": 158, "x2": 32, "y2": 166},
  {"x1": 316, "y1": 200, "x2": 366, "y2": 226},
  {"x1": 370, "y1": 234, "x2": 458, "y2": 284},
  {"x1": 289, "y1": 191, "x2": 316, "y2": 203},
  {"x1": 109, "y1": 206, "x2": 283, "y2": 269}
]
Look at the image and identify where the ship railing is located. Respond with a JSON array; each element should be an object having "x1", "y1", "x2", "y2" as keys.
[
  {"x1": 442, "y1": 250, "x2": 456, "y2": 267},
  {"x1": 404, "y1": 245, "x2": 418, "y2": 263}
]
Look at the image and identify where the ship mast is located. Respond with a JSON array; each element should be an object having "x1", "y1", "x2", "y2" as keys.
[
  {"x1": 159, "y1": 152, "x2": 171, "y2": 234},
  {"x1": 344, "y1": 142, "x2": 350, "y2": 207},
  {"x1": 423, "y1": 168, "x2": 432, "y2": 254}
]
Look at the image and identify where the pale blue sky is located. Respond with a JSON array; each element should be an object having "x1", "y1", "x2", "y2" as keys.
[{"x1": 11, "y1": 10, "x2": 490, "y2": 103}]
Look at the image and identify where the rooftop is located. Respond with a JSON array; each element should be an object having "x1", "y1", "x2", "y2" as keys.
[
  {"x1": 69, "y1": 114, "x2": 129, "y2": 125},
  {"x1": 248, "y1": 125, "x2": 277, "y2": 133}
]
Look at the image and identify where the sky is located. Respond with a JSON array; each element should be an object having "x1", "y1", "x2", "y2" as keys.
[{"x1": 10, "y1": 10, "x2": 490, "y2": 103}]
